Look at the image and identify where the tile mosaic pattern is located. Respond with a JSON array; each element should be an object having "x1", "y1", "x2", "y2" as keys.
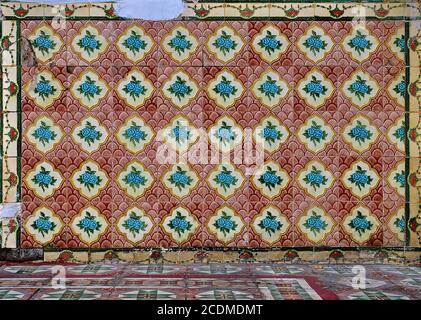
[
  {"x1": 0, "y1": 262, "x2": 420, "y2": 300},
  {"x1": 1, "y1": 1, "x2": 421, "y2": 257}
]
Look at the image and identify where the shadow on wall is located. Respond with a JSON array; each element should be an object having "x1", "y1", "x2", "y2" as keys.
[{"x1": 12, "y1": 0, "x2": 187, "y2": 20}]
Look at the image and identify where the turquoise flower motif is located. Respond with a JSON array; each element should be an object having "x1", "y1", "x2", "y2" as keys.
[
  {"x1": 32, "y1": 166, "x2": 57, "y2": 192},
  {"x1": 168, "y1": 30, "x2": 192, "y2": 55},
  {"x1": 32, "y1": 30, "x2": 56, "y2": 56},
  {"x1": 35, "y1": 76, "x2": 57, "y2": 101},
  {"x1": 258, "y1": 166, "x2": 282, "y2": 191},
  {"x1": 123, "y1": 30, "x2": 147, "y2": 55},
  {"x1": 123, "y1": 166, "x2": 147, "y2": 192},
  {"x1": 303, "y1": 121, "x2": 328, "y2": 146},
  {"x1": 393, "y1": 125, "x2": 405, "y2": 142},
  {"x1": 393, "y1": 79, "x2": 406, "y2": 97},
  {"x1": 348, "y1": 165, "x2": 373, "y2": 191},
  {"x1": 77, "y1": 166, "x2": 102, "y2": 192},
  {"x1": 348, "y1": 210, "x2": 373, "y2": 236},
  {"x1": 258, "y1": 211, "x2": 282, "y2": 236},
  {"x1": 168, "y1": 76, "x2": 193, "y2": 101},
  {"x1": 303, "y1": 75, "x2": 327, "y2": 100},
  {"x1": 303, "y1": 211, "x2": 328, "y2": 237},
  {"x1": 77, "y1": 30, "x2": 102, "y2": 55},
  {"x1": 123, "y1": 211, "x2": 147, "y2": 237},
  {"x1": 169, "y1": 121, "x2": 191, "y2": 144},
  {"x1": 168, "y1": 211, "x2": 192, "y2": 237},
  {"x1": 394, "y1": 170, "x2": 406, "y2": 188},
  {"x1": 214, "y1": 121, "x2": 237, "y2": 146},
  {"x1": 76, "y1": 211, "x2": 101, "y2": 237},
  {"x1": 258, "y1": 30, "x2": 282, "y2": 55},
  {"x1": 303, "y1": 30, "x2": 327, "y2": 55},
  {"x1": 213, "y1": 30, "x2": 237, "y2": 56},
  {"x1": 214, "y1": 166, "x2": 238, "y2": 192},
  {"x1": 258, "y1": 76, "x2": 282, "y2": 101},
  {"x1": 348, "y1": 30, "x2": 372, "y2": 55},
  {"x1": 393, "y1": 216, "x2": 406, "y2": 233},
  {"x1": 123, "y1": 76, "x2": 147, "y2": 100},
  {"x1": 31, "y1": 211, "x2": 56, "y2": 237},
  {"x1": 123, "y1": 121, "x2": 147, "y2": 146},
  {"x1": 33, "y1": 121, "x2": 57, "y2": 147},
  {"x1": 260, "y1": 121, "x2": 282, "y2": 147},
  {"x1": 348, "y1": 75, "x2": 372, "y2": 101},
  {"x1": 348, "y1": 120, "x2": 373, "y2": 146},
  {"x1": 214, "y1": 211, "x2": 238, "y2": 237},
  {"x1": 168, "y1": 166, "x2": 193, "y2": 192},
  {"x1": 393, "y1": 35, "x2": 406, "y2": 53},
  {"x1": 213, "y1": 76, "x2": 238, "y2": 102},
  {"x1": 77, "y1": 121, "x2": 102, "y2": 147},
  {"x1": 303, "y1": 166, "x2": 328, "y2": 191},
  {"x1": 77, "y1": 76, "x2": 102, "y2": 101}
]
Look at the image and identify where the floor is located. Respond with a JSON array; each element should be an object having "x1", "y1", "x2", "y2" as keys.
[{"x1": 0, "y1": 262, "x2": 419, "y2": 300}]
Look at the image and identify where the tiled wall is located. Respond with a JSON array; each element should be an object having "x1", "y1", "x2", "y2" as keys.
[{"x1": 0, "y1": 1, "x2": 420, "y2": 262}]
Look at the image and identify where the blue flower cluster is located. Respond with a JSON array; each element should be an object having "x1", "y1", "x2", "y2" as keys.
[
  {"x1": 81, "y1": 127, "x2": 99, "y2": 140},
  {"x1": 262, "y1": 172, "x2": 279, "y2": 185},
  {"x1": 216, "y1": 82, "x2": 234, "y2": 95},
  {"x1": 305, "y1": 36, "x2": 324, "y2": 49},
  {"x1": 306, "y1": 216, "x2": 325, "y2": 229},
  {"x1": 351, "y1": 81, "x2": 369, "y2": 94},
  {"x1": 126, "y1": 172, "x2": 146, "y2": 185},
  {"x1": 34, "y1": 172, "x2": 53, "y2": 185},
  {"x1": 80, "y1": 36, "x2": 98, "y2": 49},
  {"x1": 170, "y1": 82, "x2": 189, "y2": 94},
  {"x1": 171, "y1": 172, "x2": 189, "y2": 185},
  {"x1": 396, "y1": 81, "x2": 406, "y2": 94},
  {"x1": 263, "y1": 127, "x2": 279, "y2": 140},
  {"x1": 126, "y1": 82, "x2": 146, "y2": 95},
  {"x1": 216, "y1": 217, "x2": 234, "y2": 229},
  {"x1": 35, "y1": 127, "x2": 54, "y2": 140},
  {"x1": 351, "y1": 126, "x2": 369, "y2": 139},
  {"x1": 261, "y1": 81, "x2": 279, "y2": 94},
  {"x1": 80, "y1": 172, "x2": 99, "y2": 185},
  {"x1": 216, "y1": 36, "x2": 234, "y2": 49},
  {"x1": 80, "y1": 218, "x2": 98, "y2": 230},
  {"x1": 171, "y1": 36, "x2": 189, "y2": 49},
  {"x1": 35, "y1": 36, "x2": 54, "y2": 49},
  {"x1": 172, "y1": 127, "x2": 189, "y2": 140},
  {"x1": 261, "y1": 36, "x2": 279, "y2": 49},
  {"x1": 216, "y1": 172, "x2": 235, "y2": 185},
  {"x1": 351, "y1": 216, "x2": 369, "y2": 230},
  {"x1": 217, "y1": 127, "x2": 234, "y2": 140},
  {"x1": 36, "y1": 82, "x2": 53, "y2": 94},
  {"x1": 126, "y1": 218, "x2": 144, "y2": 230},
  {"x1": 306, "y1": 172, "x2": 325, "y2": 185},
  {"x1": 350, "y1": 172, "x2": 369, "y2": 184},
  {"x1": 125, "y1": 127, "x2": 146, "y2": 140},
  {"x1": 80, "y1": 82, "x2": 99, "y2": 94},
  {"x1": 306, "y1": 82, "x2": 323, "y2": 94},
  {"x1": 126, "y1": 36, "x2": 145, "y2": 50},
  {"x1": 351, "y1": 36, "x2": 369, "y2": 49},
  {"x1": 306, "y1": 126, "x2": 324, "y2": 140},
  {"x1": 395, "y1": 126, "x2": 405, "y2": 139},
  {"x1": 171, "y1": 217, "x2": 189, "y2": 230},
  {"x1": 35, "y1": 218, "x2": 53, "y2": 231},
  {"x1": 262, "y1": 217, "x2": 279, "y2": 230}
]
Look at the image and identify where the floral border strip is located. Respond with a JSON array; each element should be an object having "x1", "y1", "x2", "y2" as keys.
[
  {"x1": 0, "y1": 2, "x2": 419, "y2": 20},
  {"x1": 43, "y1": 248, "x2": 420, "y2": 265},
  {"x1": 1, "y1": 19, "x2": 20, "y2": 249}
]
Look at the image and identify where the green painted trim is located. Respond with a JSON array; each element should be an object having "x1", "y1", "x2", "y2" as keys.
[
  {"x1": 16, "y1": 21, "x2": 21, "y2": 204},
  {"x1": 405, "y1": 21, "x2": 410, "y2": 247}
]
